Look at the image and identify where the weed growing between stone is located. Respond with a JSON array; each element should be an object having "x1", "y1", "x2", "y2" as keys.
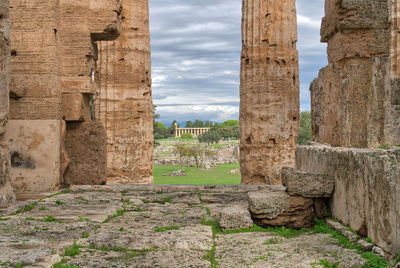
[
  {"x1": 154, "y1": 225, "x2": 180, "y2": 232},
  {"x1": 63, "y1": 244, "x2": 80, "y2": 257},
  {"x1": 313, "y1": 219, "x2": 389, "y2": 268},
  {"x1": 13, "y1": 189, "x2": 70, "y2": 215},
  {"x1": 311, "y1": 258, "x2": 340, "y2": 268},
  {"x1": 55, "y1": 200, "x2": 65, "y2": 206}
]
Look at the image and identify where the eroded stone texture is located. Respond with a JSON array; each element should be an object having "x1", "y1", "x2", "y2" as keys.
[
  {"x1": 7, "y1": 0, "x2": 122, "y2": 193},
  {"x1": 95, "y1": 0, "x2": 154, "y2": 184},
  {"x1": 64, "y1": 121, "x2": 107, "y2": 186},
  {"x1": 4, "y1": 120, "x2": 62, "y2": 193},
  {"x1": 296, "y1": 145, "x2": 400, "y2": 255},
  {"x1": 0, "y1": 0, "x2": 15, "y2": 208},
  {"x1": 248, "y1": 189, "x2": 314, "y2": 229},
  {"x1": 240, "y1": 0, "x2": 299, "y2": 185},
  {"x1": 0, "y1": 185, "x2": 370, "y2": 267},
  {"x1": 312, "y1": 0, "x2": 400, "y2": 147},
  {"x1": 281, "y1": 167, "x2": 335, "y2": 198}
]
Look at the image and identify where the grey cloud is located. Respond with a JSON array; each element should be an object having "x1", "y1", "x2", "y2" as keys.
[{"x1": 150, "y1": 0, "x2": 327, "y2": 124}]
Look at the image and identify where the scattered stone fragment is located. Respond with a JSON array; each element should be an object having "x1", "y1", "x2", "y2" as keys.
[
  {"x1": 326, "y1": 219, "x2": 359, "y2": 242},
  {"x1": 372, "y1": 246, "x2": 385, "y2": 257},
  {"x1": 282, "y1": 167, "x2": 335, "y2": 198},
  {"x1": 358, "y1": 239, "x2": 374, "y2": 252},
  {"x1": 249, "y1": 190, "x2": 314, "y2": 228},
  {"x1": 218, "y1": 205, "x2": 253, "y2": 231}
]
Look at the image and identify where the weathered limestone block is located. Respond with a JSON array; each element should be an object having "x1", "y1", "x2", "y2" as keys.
[
  {"x1": 5, "y1": 120, "x2": 62, "y2": 193},
  {"x1": 9, "y1": 0, "x2": 62, "y2": 120},
  {"x1": 62, "y1": 93, "x2": 91, "y2": 122},
  {"x1": 312, "y1": 0, "x2": 400, "y2": 147},
  {"x1": 240, "y1": 0, "x2": 299, "y2": 185},
  {"x1": 296, "y1": 145, "x2": 400, "y2": 255},
  {"x1": 95, "y1": 0, "x2": 154, "y2": 184},
  {"x1": 248, "y1": 189, "x2": 314, "y2": 229},
  {"x1": 0, "y1": 0, "x2": 15, "y2": 208},
  {"x1": 64, "y1": 121, "x2": 107, "y2": 186},
  {"x1": 218, "y1": 205, "x2": 253, "y2": 231},
  {"x1": 281, "y1": 167, "x2": 335, "y2": 198}
]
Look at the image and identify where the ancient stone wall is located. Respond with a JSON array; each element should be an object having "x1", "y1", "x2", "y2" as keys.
[
  {"x1": 6, "y1": 0, "x2": 121, "y2": 193},
  {"x1": 311, "y1": 0, "x2": 400, "y2": 147},
  {"x1": 95, "y1": 0, "x2": 154, "y2": 184},
  {"x1": 296, "y1": 145, "x2": 400, "y2": 255},
  {"x1": 0, "y1": 0, "x2": 15, "y2": 208},
  {"x1": 240, "y1": 0, "x2": 299, "y2": 184}
]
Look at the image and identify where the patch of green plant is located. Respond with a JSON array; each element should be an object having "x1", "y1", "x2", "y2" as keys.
[
  {"x1": 154, "y1": 226, "x2": 180, "y2": 232},
  {"x1": 75, "y1": 197, "x2": 89, "y2": 203},
  {"x1": 198, "y1": 192, "x2": 203, "y2": 203},
  {"x1": 379, "y1": 145, "x2": 389, "y2": 149},
  {"x1": 133, "y1": 207, "x2": 146, "y2": 212},
  {"x1": 39, "y1": 206, "x2": 48, "y2": 211},
  {"x1": 103, "y1": 209, "x2": 126, "y2": 223},
  {"x1": 52, "y1": 258, "x2": 80, "y2": 268},
  {"x1": 0, "y1": 218, "x2": 10, "y2": 221},
  {"x1": 178, "y1": 211, "x2": 186, "y2": 215},
  {"x1": 78, "y1": 216, "x2": 89, "y2": 222},
  {"x1": 313, "y1": 219, "x2": 389, "y2": 268},
  {"x1": 263, "y1": 237, "x2": 282, "y2": 245},
  {"x1": 0, "y1": 261, "x2": 10, "y2": 266},
  {"x1": 80, "y1": 232, "x2": 89, "y2": 239},
  {"x1": 25, "y1": 217, "x2": 34, "y2": 221},
  {"x1": 203, "y1": 242, "x2": 218, "y2": 268},
  {"x1": 205, "y1": 207, "x2": 211, "y2": 216},
  {"x1": 63, "y1": 244, "x2": 81, "y2": 257},
  {"x1": 312, "y1": 259, "x2": 340, "y2": 268},
  {"x1": 55, "y1": 200, "x2": 65, "y2": 206},
  {"x1": 42, "y1": 216, "x2": 60, "y2": 223},
  {"x1": 365, "y1": 237, "x2": 373, "y2": 244},
  {"x1": 119, "y1": 227, "x2": 124, "y2": 232},
  {"x1": 15, "y1": 263, "x2": 22, "y2": 268}
]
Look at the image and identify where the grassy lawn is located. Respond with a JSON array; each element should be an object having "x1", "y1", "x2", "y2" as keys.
[{"x1": 154, "y1": 163, "x2": 241, "y2": 185}]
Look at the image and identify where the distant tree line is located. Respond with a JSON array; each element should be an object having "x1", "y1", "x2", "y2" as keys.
[{"x1": 153, "y1": 105, "x2": 312, "y2": 145}]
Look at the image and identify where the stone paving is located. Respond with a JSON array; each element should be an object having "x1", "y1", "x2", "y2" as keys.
[{"x1": 0, "y1": 185, "x2": 385, "y2": 267}]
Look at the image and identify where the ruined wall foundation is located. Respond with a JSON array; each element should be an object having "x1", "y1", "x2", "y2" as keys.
[
  {"x1": 95, "y1": 0, "x2": 154, "y2": 184},
  {"x1": 240, "y1": 0, "x2": 299, "y2": 185},
  {"x1": 291, "y1": 0, "x2": 400, "y2": 256},
  {"x1": 0, "y1": 0, "x2": 15, "y2": 207}
]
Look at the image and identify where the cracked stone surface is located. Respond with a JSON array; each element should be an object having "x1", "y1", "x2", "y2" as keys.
[{"x1": 0, "y1": 185, "x2": 376, "y2": 267}]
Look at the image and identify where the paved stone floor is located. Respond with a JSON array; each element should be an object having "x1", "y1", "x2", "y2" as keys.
[{"x1": 0, "y1": 185, "x2": 375, "y2": 267}]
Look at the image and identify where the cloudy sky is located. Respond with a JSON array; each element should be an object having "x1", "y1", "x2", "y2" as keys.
[{"x1": 149, "y1": 0, "x2": 327, "y2": 125}]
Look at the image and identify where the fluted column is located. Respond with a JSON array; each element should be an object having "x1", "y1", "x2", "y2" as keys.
[{"x1": 240, "y1": 0, "x2": 299, "y2": 185}]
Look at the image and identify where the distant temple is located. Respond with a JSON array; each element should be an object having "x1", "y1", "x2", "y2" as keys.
[{"x1": 174, "y1": 123, "x2": 210, "y2": 138}]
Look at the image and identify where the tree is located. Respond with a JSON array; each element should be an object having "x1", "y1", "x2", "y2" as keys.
[
  {"x1": 220, "y1": 120, "x2": 239, "y2": 128},
  {"x1": 205, "y1": 121, "x2": 213, "y2": 127},
  {"x1": 193, "y1": 120, "x2": 205, "y2": 128},
  {"x1": 181, "y1": 133, "x2": 193, "y2": 139},
  {"x1": 198, "y1": 131, "x2": 220, "y2": 145},
  {"x1": 167, "y1": 120, "x2": 179, "y2": 137},
  {"x1": 188, "y1": 145, "x2": 215, "y2": 168},
  {"x1": 174, "y1": 144, "x2": 192, "y2": 168},
  {"x1": 154, "y1": 121, "x2": 168, "y2": 140},
  {"x1": 185, "y1": 121, "x2": 193, "y2": 128},
  {"x1": 298, "y1": 111, "x2": 312, "y2": 145}
]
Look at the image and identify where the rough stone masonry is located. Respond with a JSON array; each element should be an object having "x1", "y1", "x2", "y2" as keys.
[
  {"x1": 5, "y1": 0, "x2": 122, "y2": 194},
  {"x1": 240, "y1": 0, "x2": 299, "y2": 185},
  {"x1": 294, "y1": 0, "x2": 400, "y2": 255},
  {"x1": 0, "y1": 0, "x2": 15, "y2": 208}
]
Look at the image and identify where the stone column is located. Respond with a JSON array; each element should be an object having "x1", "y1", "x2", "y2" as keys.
[
  {"x1": 175, "y1": 123, "x2": 178, "y2": 138},
  {"x1": 96, "y1": 0, "x2": 153, "y2": 184},
  {"x1": 240, "y1": 0, "x2": 299, "y2": 185},
  {"x1": 0, "y1": 0, "x2": 15, "y2": 207}
]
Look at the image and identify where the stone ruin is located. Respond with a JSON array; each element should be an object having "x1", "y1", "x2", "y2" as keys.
[{"x1": 0, "y1": 0, "x2": 399, "y2": 259}]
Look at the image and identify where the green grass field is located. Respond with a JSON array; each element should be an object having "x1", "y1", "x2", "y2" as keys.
[{"x1": 154, "y1": 163, "x2": 241, "y2": 185}]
